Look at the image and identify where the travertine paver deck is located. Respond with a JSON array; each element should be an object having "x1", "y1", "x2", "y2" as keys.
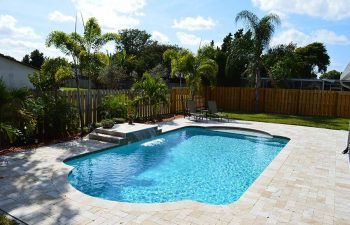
[
  {"x1": 105, "y1": 123, "x2": 158, "y2": 134},
  {"x1": 0, "y1": 118, "x2": 349, "y2": 225}
]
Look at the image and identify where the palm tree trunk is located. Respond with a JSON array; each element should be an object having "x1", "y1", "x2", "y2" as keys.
[
  {"x1": 255, "y1": 70, "x2": 261, "y2": 113},
  {"x1": 87, "y1": 76, "x2": 91, "y2": 126},
  {"x1": 74, "y1": 68, "x2": 84, "y2": 136}
]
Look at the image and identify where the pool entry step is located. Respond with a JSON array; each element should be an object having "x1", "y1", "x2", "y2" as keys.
[{"x1": 88, "y1": 123, "x2": 162, "y2": 145}]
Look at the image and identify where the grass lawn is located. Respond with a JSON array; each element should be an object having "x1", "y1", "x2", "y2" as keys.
[
  {"x1": 224, "y1": 112, "x2": 349, "y2": 131},
  {"x1": 60, "y1": 87, "x2": 87, "y2": 91},
  {"x1": 0, "y1": 214, "x2": 18, "y2": 225}
]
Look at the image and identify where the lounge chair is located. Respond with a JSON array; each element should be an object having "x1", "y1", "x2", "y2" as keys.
[
  {"x1": 208, "y1": 101, "x2": 227, "y2": 121},
  {"x1": 186, "y1": 100, "x2": 205, "y2": 121}
]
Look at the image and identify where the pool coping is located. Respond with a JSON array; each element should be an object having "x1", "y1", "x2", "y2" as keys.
[
  {"x1": 1, "y1": 118, "x2": 349, "y2": 224},
  {"x1": 57, "y1": 124, "x2": 293, "y2": 212}
]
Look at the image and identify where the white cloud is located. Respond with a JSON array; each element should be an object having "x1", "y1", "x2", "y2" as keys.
[
  {"x1": 48, "y1": 11, "x2": 75, "y2": 23},
  {"x1": 313, "y1": 29, "x2": 350, "y2": 45},
  {"x1": 176, "y1": 32, "x2": 210, "y2": 46},
  {"x1": 0, "y1": 14, "x2": 64, "y2": 61},
  {"x1": 271, "y1": 28, "x2": 350, "y2": 47},
  {"x1": 173, "y1": 16, "x2": 216, "y2": 31},
  {"x1": 252, "y1": 0, "x2": 350, "y2": 20},
  {"x1": 71, "y1": 0, "x2": 146, "y2": 31},
  {"x1": 152, "y1": 31, "x2": 169, "y2": 43},
  {"x1": 0, "y1": 15, "x2": 41, "y2": 39}
]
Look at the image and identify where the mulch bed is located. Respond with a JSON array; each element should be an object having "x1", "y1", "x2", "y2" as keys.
[
  {"x1": 0, "y1": 114, "x2": 185, "y2": 156},
  {"x1": 0, "y1": 134, "x2": 82, "y2": 156}
]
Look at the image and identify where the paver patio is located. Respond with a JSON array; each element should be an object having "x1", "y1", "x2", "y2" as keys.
[{"x1": 0, "y1": 118, "x2": 349, "y2": 225}]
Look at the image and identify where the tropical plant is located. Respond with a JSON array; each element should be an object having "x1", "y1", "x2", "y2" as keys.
[
  {"x1": 163, "y1": 47, "x2": 218, "y2": 99},
  {"x1": 26, "y1": 95, "x2": 79, "y2": 139},
  {"x1": 113, "y1": 118, "x2": 126, "y2": 124},
  {"x1": 99, "y1": 94, "x2": 128, "y2": 119},
  {"x1": 46, "y1": 17, "x2": 119, "y2": 133},
  {"x1": 98, "y1": 52, "x2": 128, "y2": 89},
  {"x1": 74, "y1": 17, "x2": 119, "y2": 124},
  {"x1": 101, "y1": 119, "x2": 115, "y2": 129},
  {"x1": 0, "y1": 122, "x2": 17, "y2": 145},
  {"x1": 29, "y1": 57, "x2": 72, "y2": 94},
  {"x1": 0, "y1": 79, "x2": 36, "y2": 146},
  {"x1": 131, "y1": 73, "x2": 169, "y2": 120},
  {"x1": 46, "y1": 25, "x2": 84, "y2": 135},
  {"x1": 232, "y1": 10, "x2": 280, "y2": 111}
]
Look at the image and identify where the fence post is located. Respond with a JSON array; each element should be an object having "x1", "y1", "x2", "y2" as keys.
[
  {"x1": 171, "y1": 88, "x2": 176, "y2": 114},
  {"x1": 297, "y1": 89, "x2": 301, "y2": 115}
]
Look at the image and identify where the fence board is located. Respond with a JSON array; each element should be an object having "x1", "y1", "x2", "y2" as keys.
[
  {"x1": 60, "y1": 89, "x2": 171, "y2": 126},
  {"x1": 61, "y1": 87, "x2": 350, "y2": 126},
  {"x1": 170, "y1": 87, "x2": 350, "y2": 118}
]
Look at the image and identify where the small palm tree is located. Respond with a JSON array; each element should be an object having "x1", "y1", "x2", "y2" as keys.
[
  {"x1": 131, "y1": 73, "x2": 169, "y2": 121},
  {"x1": 163, "y1": 48, "x2": 218, "y2": 100},
  {"x1": 233, "y1": 10, "x2": 280, "y2": 111}
]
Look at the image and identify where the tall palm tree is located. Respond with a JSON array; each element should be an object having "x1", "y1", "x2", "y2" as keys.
[
  {"x1": 233, "y1": 10, "x2": 280, "y2": 112},
  {"x1": 46, "y1": 22, "x2": 85, "y2": 135},
  {"x1": 46, "y1": 17, "x2": 119, "y2": 132},
  {"x1": 74, "y1": 17, "x2": 119, "y2": 125}
]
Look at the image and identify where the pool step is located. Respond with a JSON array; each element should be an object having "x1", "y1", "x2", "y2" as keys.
[
  {"x1": 89, "y1": 123, "x2": 162, "y2": 144},
  {"x1": 94, "y1": 127, "x2": 126, "y2": 138},
  {"x1": 88, "y1": 132, "x2": 127, "y2": 145}
]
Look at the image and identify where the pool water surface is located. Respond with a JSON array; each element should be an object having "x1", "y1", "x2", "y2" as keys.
[{"x1": 66, "y1": 127, "x2": 289, "y2": 205}]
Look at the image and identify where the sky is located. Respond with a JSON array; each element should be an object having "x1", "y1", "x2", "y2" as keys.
[{"x1": 0, "y1": 0, "x2": 350, "y2": 72}]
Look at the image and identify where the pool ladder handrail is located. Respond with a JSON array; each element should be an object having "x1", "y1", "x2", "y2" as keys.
[{"x1": 343, "y1": 121, "x2": 350, "y2": 155}]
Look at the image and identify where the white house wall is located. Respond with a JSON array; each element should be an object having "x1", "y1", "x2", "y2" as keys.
[{"x1": 0, "y1": 57, "x2": 37, "y2": 89}]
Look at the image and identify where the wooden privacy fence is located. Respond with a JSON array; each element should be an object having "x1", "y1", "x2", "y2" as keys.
[
  {"x1": 61, "y1": 87, "x2": 350, "y2": 126},
  {"x1": 171, "y1": 87, "x2": 350, "y2": 118},
  {"x1": 61, "y1": 89, "x2": 171, "y2": 126}
]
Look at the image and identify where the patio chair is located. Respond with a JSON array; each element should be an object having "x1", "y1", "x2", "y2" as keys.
[
  {"x1": 208, "y1": 101, "x2": 227, "y2": 121},
  {"x1": 186, "y1": 100, "x2": 205, "y2": 121}
]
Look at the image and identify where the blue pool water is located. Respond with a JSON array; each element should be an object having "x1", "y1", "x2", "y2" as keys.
[{"x1": 66, "y1": 127, "x2": 289, "y2": 205}]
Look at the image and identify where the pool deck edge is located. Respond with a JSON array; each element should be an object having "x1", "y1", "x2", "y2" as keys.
[{"x1": 0, "y1": 118, "x2": 349, "y2": 225}]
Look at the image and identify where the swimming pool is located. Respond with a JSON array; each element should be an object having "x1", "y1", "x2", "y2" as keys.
[{"x1": 66, "y1": 127, "x2": 289, "y2": 205}]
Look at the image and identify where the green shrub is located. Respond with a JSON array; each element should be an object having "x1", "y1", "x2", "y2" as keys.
[
  {"x1": 100, "y1": 94, "x2": 128, "y2": 119},
  {"x1": 0, "y1": 214, "x2": 18, "y2": 225},
  {"x1": 113, "y1": 118, "x2": 126, "y2": 124},
  {"x1": 101, "y1": 119, "x2": 115, "y2": 129},
  {"x1": 0, "y1": 79, "x2": 37, "y2": 146},
  {"x1": 82, "y1": 126, "x2": 89, "y2": 134},
  {"x1": 27, "y1": 95, "x2": 79, "y2": 138}
]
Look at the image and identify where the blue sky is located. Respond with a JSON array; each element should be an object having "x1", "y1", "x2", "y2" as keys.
[{"x1": 1, "y1": 0, "x2": 350, "y2": 72}]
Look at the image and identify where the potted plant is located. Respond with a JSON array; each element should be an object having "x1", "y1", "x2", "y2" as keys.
[
  {"x1": 127, "y1": 105, "x2": 135, "y2": 125},
  {"x1": 101, "y1": 119, "x2": 115, "y2": 129}
]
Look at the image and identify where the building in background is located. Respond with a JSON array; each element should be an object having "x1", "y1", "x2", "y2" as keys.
[{"x1": 0, "y1": 53, "x2": 38, "y2": 88}]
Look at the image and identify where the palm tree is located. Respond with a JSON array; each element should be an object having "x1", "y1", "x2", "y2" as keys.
[
  {"x1": 131, "y1": 73, "x2": 169, "y2": 121},
  {"x1": 233, "y1": 10, "x2": 280, "y2": 112},
  {"x1": 73, "y1": 17, "x2": 119, "y2": 125},
  {"x1": 46, "y1": 17, "x2": 119, "y2": 133},
  {"x1": 46, "y1": 23, "x2": 85, "y2": 135},
  {"x1": 163, "y1": 48, "x2": 218, "y2": 100}
]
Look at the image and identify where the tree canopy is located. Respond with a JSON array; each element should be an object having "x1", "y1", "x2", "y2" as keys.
[
  {"x1": 295, "y1": 42, "x2": 330, "y2": 78},
  {"x1": 320, "y1": 70, "x2": 341, "y2": 80},
  {"x1": 22, "y1": 49, "x2": 45, "y2": 69}
]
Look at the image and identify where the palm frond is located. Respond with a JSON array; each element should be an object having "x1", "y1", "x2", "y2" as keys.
[{"x1": 235, "y1": 10, "x2": 259, "y2": 35}]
